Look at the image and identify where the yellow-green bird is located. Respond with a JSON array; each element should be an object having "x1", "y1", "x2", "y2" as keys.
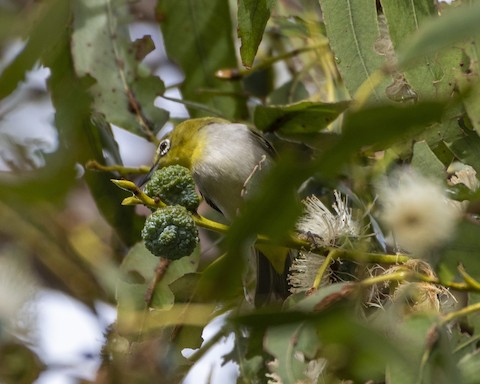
[{"x1": 146, "y1": 117, "x2": 291, "y2": 304}]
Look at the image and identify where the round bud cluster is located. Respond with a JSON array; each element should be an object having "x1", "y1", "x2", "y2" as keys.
[
  {"x1": 141, "y1": 205, "x2": 199, "y2": 260},
  {"x1": 144, "y1": 165, "x2": 200, "y2": 212}
]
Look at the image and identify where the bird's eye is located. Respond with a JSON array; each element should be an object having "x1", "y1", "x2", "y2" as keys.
[{"x1": 157, "y1": 139, "x2": 170, "y2": 156}]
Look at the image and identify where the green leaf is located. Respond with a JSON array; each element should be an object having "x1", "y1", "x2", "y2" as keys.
[
  {"x1": 459, "y1": 74, "x2": 480, "y2": 137},
  {"x1": 381, "y1": 0, "x2": 459, "y2": 99},
  {"x1": 467, "y1": 293, "x2": 480, "y2": 335},
  {"x1": 0, "y1": 0, "x2": 70, "y2": 101},
  {"x1": 397, "y1": 2, "x2": 480, "y2": 69},
  {"x1": 45, "y1": 30, "x2": 144, "y2": 246},
  {"x1": 288, "y1": 282, "x2": 352, "y2": 311},
  {"x1": 444, "y1": 125, "x2": 480, "y2": 175},
  {"x1": 157, "y1": 0, "x2": 248, "y2": 119},
  {"x1": 264, "y1": 322, "x2": 318, "y2": 383},
  {"x1": 267, "y1": 80, "x2": 309, "y2": 105},
  {"x1": 458, "y1": 350, "x2": 480, "y2": 384},
  {"x1": 317, "y1": 101, "x2": 446, "y2": 177},
  {"x1": 319, "y1": 0, "x2": 386, "y2": 100},
  {"x1": 71, "y1": 0, "x2": 168, "y2": 139},
  {"x1": 169, "y1": 273, "x2": 202, "y2": 303},
  {"x1": 238, "y1": 0, "x2": 276, "y2": 68},
  {"x1": 380, "y1": 313, "x2": 459, "y2": 384},
  {"x1": 438, "y1": 220, "x2": 480, "y2": 283},
  {"x1": 411, "y1": 141, "x2": 446, "y2": 181},
  {"x1": 254, "y1": 100, "x2": 350, "y2": 133},
  {"x1": 117, "y1": 242, "x2": 199, "y2": 313}
]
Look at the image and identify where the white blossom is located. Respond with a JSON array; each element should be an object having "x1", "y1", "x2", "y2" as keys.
[
  {"x1": 289, "y1": 191, "x2": 358, "y2": 293},
  {"x1": 377, "y1": 168, "x2": 459, "y2": 256},
  {"x1": 288, "y1": 251, "x2": 326, "y2": 294},
  {"x1": 296, "y1": 191, "x2": 358, "y2": 246}
]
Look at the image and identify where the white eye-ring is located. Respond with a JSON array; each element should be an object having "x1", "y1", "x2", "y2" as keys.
[{"x1": 157, "y1": 138, "x2": 170, "y2": 156}]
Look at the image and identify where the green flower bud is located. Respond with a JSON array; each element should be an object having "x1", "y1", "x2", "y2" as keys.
[
  {"x1": 144, "y1": 165, "x2": 200, "y2": 212},
  {"x1": 141, "y1": 205, "x2": 198, "y2": 260}
]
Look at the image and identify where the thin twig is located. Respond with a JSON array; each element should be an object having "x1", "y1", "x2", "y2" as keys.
[
  {"x1": 145, "y1": 258, "x2": 171, "y2": 306},
  {"x1": 86, "y1": 160, "x2": 150, "y2": 175}
]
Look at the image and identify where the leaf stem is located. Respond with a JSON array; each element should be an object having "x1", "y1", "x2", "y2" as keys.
[
  {"x1": 312, "y1": 250, "x2": 334, "y2": 289},
  {"x1": 359, "y1": 268, "x2": 480, "y2": 293},
  {"x1": 215, "y1": 43, "x2": 329, "y2": 79},
  {"x1": 441, "y1": 302, "x2": 480, "y2": 325}
]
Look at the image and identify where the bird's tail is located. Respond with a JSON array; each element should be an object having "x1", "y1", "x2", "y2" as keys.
[{"x1": 255, "y1": 250, "x2": 293, "y2": 306}]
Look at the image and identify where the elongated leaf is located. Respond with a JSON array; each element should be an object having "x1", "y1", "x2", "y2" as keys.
[
  {"x1": 46, "y1": 30, "x2": 144, "y2": 246},
  {"x1": 381, "y1": 0, "x2": 459, "y2": 99},
  {"x1": 438, "y1": 220, "x2": 480, "y2": 283},
  {"x1": 317, "y1": 101, "x2": 446, "y2": 176},
  {"x1": 319, "y1": 0, "x2": 386, "y2": 100},
  {"x1": 116, "y1": 242, "x2": 200, "y2": 333},
  {"x1": 397, "y1": 2, "x2": 480, "y2": 69},
  {"x1": 458, "y1": 350, "x2": 480, "y2": 384},
  {"x1": 72, "y1": 0, "x2": 168, "y2": 139},
  {"x1": 457, "y1": 46, "x2": 480, "y2": 136},
  {"x1": 254, "y1": 100, "x2": 350, "y2": 133},
  {"x1": 157, "y1": 0, "x2": 247, "y2": 119},
  {"x1": 0, "y1": 0, "x2": 70, "y2": 101},
  {"x1": 444, "y1": 126, "x2": 480, "y2": 175},
  {"x1": 238, "y1": 0, "x2": 276, "y2": 68},
  {"x1": 411, "y1": 141, "x2": 446, "y2": 181},
  {"x1": 264, "y1": 323, "x2": 318, "y2": 383}
]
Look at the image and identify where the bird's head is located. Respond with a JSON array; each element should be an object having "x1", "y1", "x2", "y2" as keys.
[{"x1": 152, "y1": 117, "x2": 229, "y2": 171}]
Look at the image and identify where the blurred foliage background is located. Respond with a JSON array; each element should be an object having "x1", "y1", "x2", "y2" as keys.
[{"x1": 2, "y1": 0, "x2": 480, "y2": 383}]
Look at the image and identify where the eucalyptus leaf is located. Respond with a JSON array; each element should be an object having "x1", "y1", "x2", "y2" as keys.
[
  {"x1": 467, "y1": 293, "x2": 480, "y2": 335},
  {"x1": 319, "y1": 0, "x2": 387, "y2": 100},
  {"x1": 71, "y1": 0, "x2": 168, "y2": 139},
  {"x1": 437, "y1": 220, "x2": 480, "y2": 284},
  {"x1": 46, "y1": 32, "x2": 144, "y2": 246},
  {"x1": 317, "y1": 101, "x2": 446, "y2": 177},
  {"x1": 458, "y1": 350, "x2": 480, "y2": 384},
  {"x1": 444, "y1": 126, "x2": 480, "y2": 174},
  {"x1": 157, "y1": 0, "x2": 247, "y2": 119},
  {"x1": 411, "y1": 141, "x2": 446, "y2": 181},
  {"x1": 254, "y1": 100, "x2": 350, "y2": 133},
  {"x1": 117, "y1": 242, "x2": 199, "y2": 312},
  {"x1": 0, "y1": 0, "x2": 70, "y2": 101},
  {"x1": 238, "y1": 0, "x2": 276, "y2": 68},
  {"x1": 380, "y1": 0, "x2": 459, "y2": 99},
  {"x1": 397, "y1": 2, "x2": 480, "y2": 69},
  {"x1": 267, "y1": 80, "x2": 309, "y2": 105},
  {"x1": 264, "y1": 322, "x2": 319, "y2": 383}
]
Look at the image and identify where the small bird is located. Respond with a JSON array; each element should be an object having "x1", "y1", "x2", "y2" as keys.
[{"x1": 146, "y1": 117, "x2": 291, "y2": 304}]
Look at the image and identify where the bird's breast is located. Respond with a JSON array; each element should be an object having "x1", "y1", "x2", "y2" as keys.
[{"x1": 191, "y1": 124, "x2": 273, "y2": 220}]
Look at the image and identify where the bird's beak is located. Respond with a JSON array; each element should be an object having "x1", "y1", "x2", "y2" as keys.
[{"x1": 137, "y1": 160, "x2": 159, "y2": 187}]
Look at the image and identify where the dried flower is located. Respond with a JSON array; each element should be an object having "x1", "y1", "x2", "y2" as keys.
[
  {"x1": 367, "y1": 260, "x2": 454, "y2": 315},
  {"x1": 377, "y1": 168, "x2": 459, "y2": 256},
  {"x1": 449, "y1": 164, "x2": 479, "y2": 192}
]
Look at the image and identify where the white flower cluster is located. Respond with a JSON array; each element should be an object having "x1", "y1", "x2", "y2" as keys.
[
  {"x1": 377, "y1": 168, "x2": 460, "y2": 256},
  {"x1": 296, "y1": 191, "x2": 358, "y2": 246},
  {"x1": 289, "y1": 192, "x2": 359, "y2": 293}
]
